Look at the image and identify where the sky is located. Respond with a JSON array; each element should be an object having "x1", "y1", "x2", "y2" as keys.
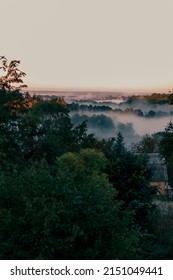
[{"x1": 1, "y1": 0, "x2": 173, "y2": 93}]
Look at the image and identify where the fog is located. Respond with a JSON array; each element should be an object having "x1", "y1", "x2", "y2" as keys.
[
  {"x1": 34, "y1": 90, "x2": 173, "y2": 146},
  {"x1": 70, "y1": 110, "x2": 173, "y2": 146},
  {"x1": 115, "y1": 114, "x2": 173, "y2": 135}
]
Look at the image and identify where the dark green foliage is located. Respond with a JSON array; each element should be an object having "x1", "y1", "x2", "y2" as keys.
[
  {"x1": 0, "y1": 150, "x2": 140, "y2": 259},
  {"x1": 99, "y1": 133, "x2": 159, "y2": 258},
  {"x1": 71, "y1": 113, "x2": 115, "y2": 132},
  {"x1": 126, "y1": 93, "x2": 173, "y2": 105},
  {"x1": 159, "y1": 121, "x2": 173, "y2": 186},
  {"x1": 132, "y1": 134, "x2": 159, "y2": 153},
  {"x1": 0, "y1": 89, "x2": 33, "y2": 165},
  {"x1": 68, "y1": 102, "x2": 112, "y2": 112},
  {"x1": 0, "y1": 94, "x2": 97, "y2": 164},
  {"x1": 149, "y1": 199, "x2": 173, "y2": 259},
  {"x1": 0, "y1": 89, "x2": 31, "y2": 120},
  {"x1": 20, "y1": 101, "x2": 75, "y2": 162},
  {"x1": 159, "y1": 121, "x2": 173, "y2": 159},
  {"x1": 0, "y1": 69, "x2": 170, "y2": 259},
  {"x1": 100, "y1": 133, "x2": 156, "y2": 229}
]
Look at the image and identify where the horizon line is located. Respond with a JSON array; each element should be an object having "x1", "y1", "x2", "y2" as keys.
[{"x1": 27, "y1": 86, "x2": 171, "y2": 95}]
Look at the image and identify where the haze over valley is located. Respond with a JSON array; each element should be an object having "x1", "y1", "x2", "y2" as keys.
[{"x1": 30, "y1": 90, "x2": 173, "y2": 146}]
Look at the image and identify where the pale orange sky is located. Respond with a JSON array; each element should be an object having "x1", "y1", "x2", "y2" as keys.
[{"x1": 1, "y1": 0, "x2": 173, "y2": 93}]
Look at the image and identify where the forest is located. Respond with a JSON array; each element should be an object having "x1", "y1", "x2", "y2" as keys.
[
  {"x1": 0, "y1": 56, "x2": 173, "y2": 260},
  {"x1": 67, "y1": 93, "x2": 173, "y2": 145}
]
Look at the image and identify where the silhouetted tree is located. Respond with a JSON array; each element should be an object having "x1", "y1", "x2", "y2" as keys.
[
  {"x1": 0, "y1": 56, "x2": 27, "y2": 91},
  {"x1": 132, "y1": 134, "x2": 159, "y2": 153},
  {"x1": 159, "y1": 121, "x2": 173, "y2": 186}
]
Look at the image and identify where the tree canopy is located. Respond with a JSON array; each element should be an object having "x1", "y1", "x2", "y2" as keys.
[
  {"x1": 1, "y1": 56, "x2": 172, "y2": 260},
  {"x1": 0, "y1": 56, "x2": 27, "y2": 91}
]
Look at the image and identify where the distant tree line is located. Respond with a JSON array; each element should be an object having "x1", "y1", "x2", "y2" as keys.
[
  {"x1": 126, "y1": 92, "x2": 173, "y2": 105},
  {"x1": 68, "y1": 102, "x2": 173, "y2": 118}
]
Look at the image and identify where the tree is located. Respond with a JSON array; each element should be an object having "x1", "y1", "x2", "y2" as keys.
[
  {"x1": 169, "y1": 93, "x2": 173, "y2": 105},
  {"x1": 0, "y1": 149, "x2": 140, "y2": 259},
  {"x1": 159, "y1": 121, "x2": 173, "y2": 158},
  {"x1": 16, "y1": 99, "x2": 97, "y2": 163},
  {"x1": 100, "y1": 133, "x2": 156, "y2": 229},
  {"x1": 0, "y1": 56, "x2": 27, "y2": 91},
  {"x1": 18, "y1": 100, "x2": 74, "y2": 162},
  {"x1": 159, "y1": 121, "x2": 173, "y2": 186},
  {"x1": 99, "y1": 133, "x2": 158, "y2": 258},
  {"x1": 0, "y1": 56, "x2": 31, "y2": 124},
  {"x1": 72, "y1": 114, "x2": 115, "y2": 131},
  {"x1": 0, "y1": 57, "x2": 31, "y2": 164},
  {"x1": 132, "y1": 134, "x2": 159, "y2": 153},
  {"x1": 112, "y1": 132, "x2": 125, "y2": 156}
]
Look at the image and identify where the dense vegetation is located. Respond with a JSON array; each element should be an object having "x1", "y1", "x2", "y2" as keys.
[
  {"x1": 126, "y1": 93, "x2": 173, "y2": 105},
  {"x1": 66, "y1": 93, "x2": 173, "y2": 145},
  {"x1": 68, "y1": 101, "x2": 173, "y2": 118},
  {"x1": 0, "y1": 57, "x2": 173, "y2": 259}
]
